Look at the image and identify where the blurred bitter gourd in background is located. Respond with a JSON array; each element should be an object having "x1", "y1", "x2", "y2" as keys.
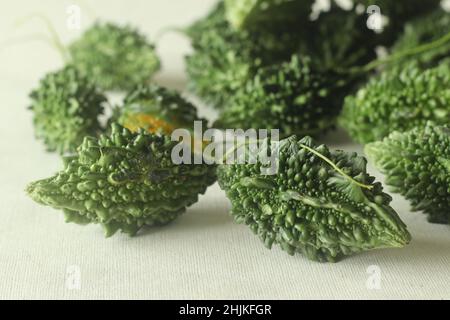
[
  {"x1": 391, "y1": 9, "x2": 450, "y2": 67},
  {"x1": 116, "y1": 85, "x2": 207, "y2": 135},
  {"x1": 339, "y1": 61, "x2": 450, "y2": 144},
  {"x1": 224, "y1": 0, "x2": 314, "y2": 30},
  {"x1": 29, "y1": 65, "x2": 107, "y2": 155},
  {"x1": 186, "y1": 1, "x2": 394, "y2": 115},
  {"x1": 186, "y1": 1, "x2": 306, "y2": 108},
  {"x1": 26, "y1": 124, "x2": 217, "y2": 237},
  {"x1": 217, "y1": 135, "x2": 411, "y2": 262},
  {"x1": 214, "y1": 55, "x2": 350, "y2": 137},
  {"x1": 365, "y1": 122, "x2": 450, "y2": 225},
  {"x1": 69, "y1": 22, "x2": 160, "y2": 91}
]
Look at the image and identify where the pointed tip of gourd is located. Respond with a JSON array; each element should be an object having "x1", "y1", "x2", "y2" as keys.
[{"x1": 381, "y1": 228, "x2": 412, "y2": 249}]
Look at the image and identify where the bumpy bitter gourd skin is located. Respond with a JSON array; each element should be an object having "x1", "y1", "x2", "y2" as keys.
[
  {"x1": 340, "y1": 62, "x2": 450, "y2": 144},
  {"x1": 29, "y1": 65, "x2": 106, "y2": 154},
  {"x1": 116, "y1": 85, "x2": 207, "y2": 135},
  {"x1": 26, "y1": 124, "x2": 217, "y2": 237},
  {"x1": 218, "y1": 136, "x2": 411, "y2": 262},
  {"x1": 391, "y1": 9, "x2": 450, "y2": 67},
  {"x1": 69, "y1": 22, "x2": 160, "y2": 91},
  {"x1": 214, "y1": 55, "x2": 350, "y2": 137},
  {"x1": 365, "y1": 123, "x2": 450, "y2": 225},
  {"x1": 224, "y1": 0, "x2": 313, "y2": 30}
]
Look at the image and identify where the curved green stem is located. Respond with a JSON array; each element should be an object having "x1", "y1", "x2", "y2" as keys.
[
  {"x1": 0, "y1": 34, "x2": 54, "y2": 53},
  {"x1": 15, "y1": 13, "x2": 70, "y2": 62},
  {"x1": 342, "y1": 31, "x2": 450, "y2": 75},
  {"x1": 299, "y1": 144, "x2": 373, "y2": 190}
]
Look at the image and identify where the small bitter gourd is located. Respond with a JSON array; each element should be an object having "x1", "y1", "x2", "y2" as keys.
[
  {"x1": 217, "y1": 135, "x2": 411, "y2": 262},
  {"x1": 29, "y1": 65, "x2": 107, "y2": 154},
  {"x1": 339, "y1": 61, "x2": 450, "y2": 144},
  {"x1": 214, "y1": 55, "x2": 351, "y2": 137},
  {"x1": 116, "y1": 85, "x2": 207, "y2": 135},
  {"x1": 26, "y1": 124, "x2": 217, "y2": 237},
  {"x1": 69, "y1": 22, "x2": 160, "y2": 91},
  {"x1": 365, "y1": 122, "x2": 450, "y2": 225}
]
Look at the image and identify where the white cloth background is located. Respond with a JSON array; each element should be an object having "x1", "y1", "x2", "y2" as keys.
[{"x1": 0, "y1": 0, "x2": 449, "y2": 299}]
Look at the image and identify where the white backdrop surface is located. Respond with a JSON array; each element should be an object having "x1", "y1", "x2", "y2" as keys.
[{"x1": 0, "y1": 0, "x2": 449, "y2": 299}]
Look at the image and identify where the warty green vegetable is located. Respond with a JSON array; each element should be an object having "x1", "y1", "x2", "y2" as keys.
[
  {"x1": 26, "y1": 124, "x2": 217, "y2": 237},
  {"x1": 115, "y1": 85, "x2": 207, "y2": 135},
  {"x1": 217, "y1": 135, "x2": 411, "y2": 262},
  {"x1": 214, "y1": 55, "x2": 351, "y2": 137},
  {"x1": 339, "y1": 61, "x2": 450, "y2": 144},
  {"x1": 69, "y1": 22, "x2": 160, "y2": 91},
  {"x1": 365, "y1": 122, "x2": 450, "y2": 225},
  {"x1": 29, "y1": 65, "x2": 107, "y2": 155}
]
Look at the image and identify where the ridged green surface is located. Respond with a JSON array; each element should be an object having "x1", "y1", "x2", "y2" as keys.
[
  {"x1": 224, "y1": 0, "x2": 313, "y2": 30},
  {"x1": 366, "y1": 123, "x2": 450, "y2": 225},
  {"x1": 26, "y1": 124, "x2": 217, "y2": 237},
  {"x1": 218, "y1": 135, "x2": 411, "y2": 262},
  {"x1": 29, "y1": 65, "x2": 106, "y2": 154},
  {"x1": 116, "y1": 85, "x2": 207, "y2": 134},
  {"x1": 69, "y1": 22, "x2": 160, "y2": 91},
  {"x1": 214, "y1": 55, "x2": 350, "y2": 137},
  {"x1": 340, "y1": 62, "x2": 450, "y2": 144}
]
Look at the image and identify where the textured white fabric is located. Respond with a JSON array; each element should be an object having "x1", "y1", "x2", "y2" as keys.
[{"x1": 0, "y1": 0, "x2": 449, "y2": 300}]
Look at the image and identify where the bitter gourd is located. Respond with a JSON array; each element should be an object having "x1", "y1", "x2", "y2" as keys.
[
  {"x1": 214, "y1": 55, "x2": 351, "y2": 137},
  {"x1": 116, "y1": 85, "x2": 207, "y2": 135},
  {"x1": 29, "y1": 65, "x2": 107, "y2": 154},
  {"x1": 217, "y1": 135, "x2": 411, "y2": 262},
  {"x1": 365, "y1": 122, "x2": 450, "y2": 225},
  {"x1": 26, "y1": 124, "x2": 217, "y2": 237},
  {"x1": 69, "y1": 22, "x2": 160, "y2": 91},
  {"x1": 339, "y1": 61, "x2": 450, "y2": 144}
]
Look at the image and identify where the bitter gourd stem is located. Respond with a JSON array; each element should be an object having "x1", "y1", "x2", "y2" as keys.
[
  {"x1": 344, "y1": 31, "x2": 450, "y2": 75},
  {"x1": 14, "y1": 13, "x2": 71, "y2": 62}
]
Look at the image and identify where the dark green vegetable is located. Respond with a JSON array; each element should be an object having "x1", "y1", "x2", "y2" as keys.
[
  {"x1": 366, "y1": 122, "x2": 450, "y2": 225},
  {"x1": 186, "y1": 2, "x2": 304, "y2": 108},
  {"x1": 300, "y1": 4, "x2": 379, "y2": 70},
  {"x1": 116, "y1": 85, "x2": 207, "y2": 135},
  {"x1": 218, "y1": 135, "x2": 411, "y2": 262},
  {"x1": 339, "y1": 61, "x2": 450, "y2": 144},
  {"x1": 224, "y1": 0, "x2": 313, "y2": 30},
  {"x1": 214, "y1": 55, "x2": 350, "y2": 137},
  {"x1": 29, "y1": 65, "x2": 107, "y2": 154},
  {"x1": 26, "y1": 124, "x2": 217, "y2": 237},
  {"x1": 69, "y1": 22, "x2": 160, "y2": 91}
]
